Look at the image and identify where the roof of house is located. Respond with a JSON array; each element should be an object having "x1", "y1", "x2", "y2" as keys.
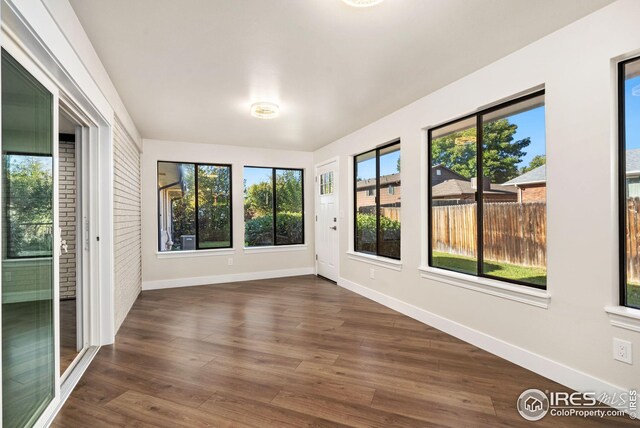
[
  {"x1": 503, "y1": 165, "x2": 546, "y2": 186},
  {"x1": 356, "y1": 173, "x2": 400, "y2": 189},
  {"x1": 431, "y1": 164, "x2": 466, "y2": 179},
  {"x1": 627, "y1": 148, "x2": 640, "y2": 174},
  {"x1": 504, "y1": 149, "x2": 640, "y2": 186},
  {"x1": 431, "y1": 179, "x2": 517, "y2": 198}
]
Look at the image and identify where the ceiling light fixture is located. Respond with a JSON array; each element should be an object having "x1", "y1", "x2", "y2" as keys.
[
  {"x1": 342, "y1": 0, "x2": 384, "y2": 7},
  {"x1": 251, "y1": 102, "x2": 279, "y2": 119}
]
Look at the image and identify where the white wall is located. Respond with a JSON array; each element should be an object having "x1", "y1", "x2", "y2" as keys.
[
  {"x1": 113, "y1": 118, "x2": 142, "y2": 331},
  {"x1": 314, "y1": 0, "x2": 640, "y2": 395},
  {"x1": 141, "y1": 139, "x2": 315, "y2": 289}
]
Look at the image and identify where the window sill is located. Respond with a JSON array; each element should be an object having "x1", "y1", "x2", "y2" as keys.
[
  {"x1": 243, "y1": 245, "x2": 307, "y2": 254},
  {"x1": 418, "y1": 265, "x2": 551, "y2": 309},
  {"x1": 605, "y1": 306, "x2": 640, "y2": 333},
  {"x1": 156, "y1": 248, "x2": 235, "y2": 259},
  {"x1": 347, "y1": 251, "x2": 402, "y2": 271}
]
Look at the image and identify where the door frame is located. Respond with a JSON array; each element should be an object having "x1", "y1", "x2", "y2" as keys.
[
  {"x1": 314, "y1": 156, "x2": 340, "y2": 281},
  {"x1": 1, "y1": 2, "x2": 115, "y2": 425},
  {"x1": 57, "y1": 99, "x2": 93, "y2": 384}
]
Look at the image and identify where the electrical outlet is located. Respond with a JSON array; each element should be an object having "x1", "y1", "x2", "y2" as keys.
[
  {"x1": 613, "y1": 338, "x2": 632, "y2": 364},
  {"x1": 227, "y1": 257, "x2": 233, "y2": 266},
  {"x1": 369, "y1": 268, "x2": 375, "y2": 279}
]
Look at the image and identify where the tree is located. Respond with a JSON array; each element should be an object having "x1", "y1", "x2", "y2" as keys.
[
  {"x1": 431, "y1": 119, "x2": 530, "y2": 183},
  {"x1": 244, "y1": 170, "x2": 302, "y2": 217},
  {"x1": 245, "y1": 181, "x2": 272, "y2": 218},
  {"x1": 520, "y1": 154, "x2": 546, "y2": 174}
]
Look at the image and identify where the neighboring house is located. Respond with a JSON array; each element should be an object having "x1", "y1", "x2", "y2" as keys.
[
  {"x1": 431, "y1": 164, "x2": 467, "y2": 186},
  {"x1": 505, "y1": 149, "x2": 640, "y2": 203},
  {"x1": 356, "y1": 172, "x2": 401, "y2": 212},
  {"x1": 431, "y1": 176, "x2": 518, "y2": 202},
  {"x1": 503, "y1": 165, "x2": 546, "y2": 203},
  {"x1": 626, "y1": 148, "x2": 640, "y2": 197}
]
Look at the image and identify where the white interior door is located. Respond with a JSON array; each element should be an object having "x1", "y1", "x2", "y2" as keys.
[{"x1": 316, "y1": 160, "x2": 339, "y2": 282}]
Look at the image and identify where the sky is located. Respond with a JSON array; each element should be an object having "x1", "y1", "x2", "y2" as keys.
[
  {"x1": 626, "y1": 75, "x2": 640, "y2": 150},
  {"x1": 509, "y1": 105, "x2": 546, "y2": 167},
  {"x1": 244, "y1": 167, "x2": 272, "y2": 189},
  {"x1": 356, "y1": 148, "x2": 400, "y2": 181}
]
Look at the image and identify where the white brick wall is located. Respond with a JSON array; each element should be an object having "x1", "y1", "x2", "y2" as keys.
[
  {"x1": 59, "y1": 140, "x2": 77, "y2": 299},
  {"x1": 113, "y1": 117, "x2": 142, "y2": 331}
]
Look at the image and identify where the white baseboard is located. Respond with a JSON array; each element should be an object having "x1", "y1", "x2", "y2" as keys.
[
  {"x1": 142, "y1": 267, "x2": 315, "y2": 291},
  {"x1": 337, "y1": 277, "x2": 630, "y2": 410}
]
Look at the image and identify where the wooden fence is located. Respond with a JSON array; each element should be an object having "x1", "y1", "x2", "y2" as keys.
[
  {"x1": 381, "y1": 207, "x2": 401, "y2": 222},
  {"x1": 627, "y1": 198, "x2": 640, "y2": 284},
  {"x1": 432, "y1": 202, "x2": 546, "y2": 268}
]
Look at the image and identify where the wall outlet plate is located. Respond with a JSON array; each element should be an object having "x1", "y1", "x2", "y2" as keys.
[
  {"x1": 227, "y1": 258, "x2": 233, "y2": 266},
  {"x1": 613, "y1": 338, "x2": 632, "y2": 364},
  {"x1": 369, "y1": 268, "x2": 375, "y2": 279}
]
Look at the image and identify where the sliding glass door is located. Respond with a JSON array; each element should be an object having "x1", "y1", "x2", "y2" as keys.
[{"x1": 2, "y1": 49, "x2": 58, "y2": 427}]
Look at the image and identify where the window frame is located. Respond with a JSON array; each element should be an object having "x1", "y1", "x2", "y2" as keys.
[
  {"x1": 618, "y1": 56, "x2": 640, "y2": 309},
  {"x1": 427, "y1": 90, "x2": 546, "y2": 290},
  {"x1": 353, "y1": 139, "x2": 401, "y2": 261},
  {"x1": 156, "y1": 160, "x2": 233, "y2": 252},
  {"x1": 3, "y1": 151, "x2": 54, "y2": 260},
  {"x1": 243, "y1": 166, "x2": 305, "y2": 247}
]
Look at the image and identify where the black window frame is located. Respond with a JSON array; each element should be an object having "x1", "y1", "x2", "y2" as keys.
[
  {"x1": 353, "y1": 139, "x2": 401, "y2": 261},
  {"x1": 619, "y1": 56, "x2": 640, "y2": 309},
  {"x1": 243, "y1": 166, "x2": 305, "y2": 247},
  {"x1": 427, "y1": 90, "x2": 546, "y2": 290},
  {"x1": 156, "y1": 160, "x2": 233, "y2": 252}
]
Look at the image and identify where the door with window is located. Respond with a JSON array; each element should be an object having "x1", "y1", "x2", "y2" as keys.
[
  {"x1": 2, "y1": 49, "x2": 60, "y2": 427},
  {"x1": 316, "y1": 161, "x2": 339, "y2": 282}
]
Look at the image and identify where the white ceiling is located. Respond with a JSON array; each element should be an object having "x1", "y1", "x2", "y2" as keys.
[{"x1": 69, "y1": 0, "x2": 612, "y2": 151}]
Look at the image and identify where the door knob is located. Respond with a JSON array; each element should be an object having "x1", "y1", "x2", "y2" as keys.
[{"x1": 329, "y1": 226, "x2": 337, "y2": 230}]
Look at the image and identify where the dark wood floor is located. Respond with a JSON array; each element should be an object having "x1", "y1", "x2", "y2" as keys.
[
  {"x1": 53, "y1": 275, "x2": 634, "y2": 427},
  {"x1": 60, "y1": 298, "x2": 79, "y2": 374}
]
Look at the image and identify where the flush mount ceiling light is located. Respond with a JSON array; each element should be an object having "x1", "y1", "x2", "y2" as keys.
[
  {"x1": 342, "y1": 0, "x2": 384, "y2": 7},
  {"x1": 251, "y1": 102, "x2": 279, "y2": 119}
]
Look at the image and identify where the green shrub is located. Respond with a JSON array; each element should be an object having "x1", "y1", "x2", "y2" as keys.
[
  {"x1": 245, "y1": 212, "x2": 303, "y2": 246},
  {"x1": 356, "y1": 213, "x2": 401, "y2": 257}
]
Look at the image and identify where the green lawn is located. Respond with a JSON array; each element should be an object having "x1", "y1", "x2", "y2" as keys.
[
  {"x1": 199, "y1": 240, "x2": 231, "y2": 249},
  {"x1": 432, "y1": 251, "x2": 547, "y2": 286}
]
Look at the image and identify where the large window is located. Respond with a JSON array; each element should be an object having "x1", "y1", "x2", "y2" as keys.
[
  {"x1": 428, "y1": 91, "x2": 546, "y2": 289},
  {"x1": 354, "y1": 141, "x2": 401, "y2": 260},
  {"x1": 157, "y1": 161, "x2": 232, "y2": 251},
  {"x1": 620, "y1": 56, "x2": 640, "y2": 309},
  {"x1": 244, "y1": 167, "x2": 304, "y2": 247}
]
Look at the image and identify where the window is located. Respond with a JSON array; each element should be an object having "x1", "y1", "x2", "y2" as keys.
[
  {"x1": 620, "y1": 56, "x2": 640, "y2": 309},
  {"x1": 320, "y1": 171, "x2": 333, "y2": 195},
  {"x1": 244, "y1": 167, "x2": 304, "y2": 246},
  {"x1": 354, "y1": 141, "x2": 401, "y2": 259},
  {"x1": 157, "y1": 161, "x2": 232, "y2": 251},
  {"x1": 388, "y1": 185, "x2": 395, "y2": 195},
  {"x1": 4, "y1": 154, "x2": 53, "y2": 258},
  {"x1": 428, "y1": 91, "x2": 546, "y2": 289}
]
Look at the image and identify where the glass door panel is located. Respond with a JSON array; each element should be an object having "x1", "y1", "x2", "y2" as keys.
[{"x1": 2, "y1": 49, "x2": 55, "y2": 428}]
